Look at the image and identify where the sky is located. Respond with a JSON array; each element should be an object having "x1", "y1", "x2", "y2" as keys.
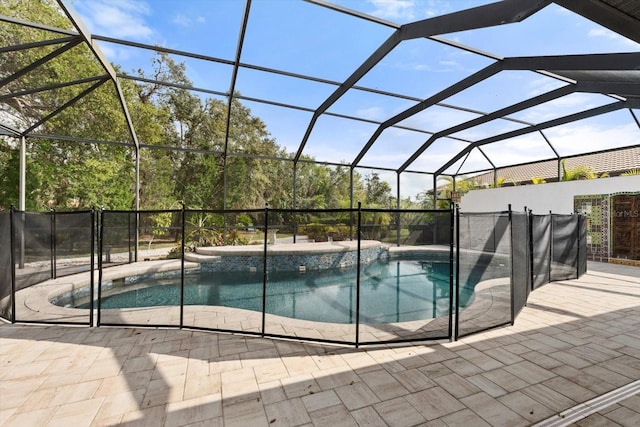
[{"x1": 63, "y1": 0, "x2": 640, "y2": 198}]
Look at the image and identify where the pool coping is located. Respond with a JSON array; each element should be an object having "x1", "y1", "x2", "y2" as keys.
[{"x1": 195, "y1": 239, "x2": 387, "y2": 256}]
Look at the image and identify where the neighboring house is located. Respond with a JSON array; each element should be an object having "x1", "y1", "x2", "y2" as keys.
[{"x1": 470, "y1": 146, "x2": 640, "y2": 188}]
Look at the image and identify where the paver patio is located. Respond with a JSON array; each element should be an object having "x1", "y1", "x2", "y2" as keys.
[{"x1": 1, "y1": 262, "x2": 638, "y2": 426}]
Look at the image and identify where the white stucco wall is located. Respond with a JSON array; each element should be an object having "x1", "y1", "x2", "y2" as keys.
[{"x1": 460, "y1": 176, "x2": 640, "y2": 214}]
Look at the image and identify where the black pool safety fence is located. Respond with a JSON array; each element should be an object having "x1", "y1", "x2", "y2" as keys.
[{"x1": 0, "y1": 204, "x2": 587, "y2": 347}]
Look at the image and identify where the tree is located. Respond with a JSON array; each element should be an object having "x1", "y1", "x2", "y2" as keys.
[
  {"x1": 1, "y1": 4, "x2": 386, "y2": 213},
  {"x1": 364, "y1": 173, "x2": 392, "y2": 208},
  {"x1": 133, "y1": 53, "x2": 293, "y2": 210},
  {"x1": 294, "y1": 161, "x2": 332, "y2": 209},
  {"x1": 0, "y1": 0, "x2": 137, "y2": 210}
]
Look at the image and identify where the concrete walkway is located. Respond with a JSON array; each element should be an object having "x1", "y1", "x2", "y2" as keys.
[{"x1": 0, "y1": 262, "x2": 638, "y2": 426}]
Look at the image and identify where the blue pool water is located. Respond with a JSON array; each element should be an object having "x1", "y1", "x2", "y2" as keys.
[{"x1": 70, "y1": 258, "x2": 474, "y2": 324}]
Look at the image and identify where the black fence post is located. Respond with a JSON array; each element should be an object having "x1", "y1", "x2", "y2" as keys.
[
  {"x1": 292, "y1": 205, "x2": 297, "y2": 244},
  {"x1": 454, "y1": 205, "x2": 460, "y2": 341},
  {"x1": 548, "y1": 210, "x2": 553, "y2": 282},
  {"x1": 355, "y1": 202, "x2": 362, "y2": 348},
  {"x1": 261, "y1": 203, "x2": 268, "y2": 337},
  {"x1": 448, "y1": 203, "x2": 456, "y2": 341},
  {"x1": 9, "y1": 205, "x2": 16, "y2": 323},
  {"x1": 528, "y1": 209, "x2": 534, "y2": 291},
  {"x1": 524, "y1": 206, "x2": 530, "y2": 300},
  {"x1": 129, "y1": 211, "x2": 135, "y2": 263},
  {"x1": 17, "y1": 208, "x2": 24, "y2": 270},
  {"x1": 179, "y1": 203, "x2": 186, "y2": 329},
  {"x1": 89, "y1": 208, "x2": 95, "y2": 327},
  {"x1": 129, "y1": 211, "x2": 140, "y2": 262},
  {"x1": 97, "y1": 208, "x2": 104, "y2": 327},
  {"x1": 396, "y1": 210, "x2": 401, "y2": 247},
  {"x1": 575, "y1": 213, "x2": 580, "y2": 279},
  {"x1": 579, "y1": 214, "x2": 587, "y2": 277},
  {"x1": 50, "y1": 208, "x2": 55, "y2": 279},
  {"x1": 508, "y1": 204, "x2": 515, "y2": 325}
]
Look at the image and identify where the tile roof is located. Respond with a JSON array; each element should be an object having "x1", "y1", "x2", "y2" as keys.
[{"x1": 471, "y1": 146, "x2": 640, "y2": 186}]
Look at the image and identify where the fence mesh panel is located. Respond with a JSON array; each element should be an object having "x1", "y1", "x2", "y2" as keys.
[
  {"x1": 0, "y1": 211, "x2": 12, "y2": 321},
  {"x1": 101, "y1": 211, "x2": 136, "y2": 266},
  {"x1": 264, "y1": 209, "x2": 356, "y2": 343},
  {"x1": 457, "y1": 212, "x2": 512, "y2": 338},
  {"x1": 11, "y1": 211, "x2": 92, "y2": 324},
  {"x1": 183, "y1": 209, "x2": 265, "y2": 333},
  {"x1": 13, "y1": 212, "x2": 52, "y2": 291},
  {"x1": 13, "y1": 212, "x2": 54, "y2": 322},
  {"x1": 99, "y1": 210, "x2": 181, "y2": 327},
  {"x1": 359, "y1": 209, "x2": 452, "y2": 344},
  {"x1": 54, "y1": 211, "x2": 93, "y2": 278},
  {"x1": 511, "y1": 212, "x2": 530, "y2": 317},
  {"x1": 551, "y1": 215, "x2": 579, "y2": 282},
  {"x1": 531, "y1": 215, "x2": 551, "y2": 289},
  {"x1": 137, "y1": 210, "x2": 181, "y2": 261}
]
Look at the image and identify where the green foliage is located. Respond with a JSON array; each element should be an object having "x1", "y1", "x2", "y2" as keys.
[
  {"x1": 561, "y1": 159, "x2": 596, "y2": 181},
  {"x1": 489, "y1": 177, "x2": 507, "y2": 188},
  {"x1": 300, "y1": 223, "x2": 350, "y2": 242},
  {"x1": 0, "y1": 1, "x2": 137, "y2": 210},
  {"x1": 294, "y1": 161, "x2": 354, "y2": 209},
  {"x1": 621, "y1": 168, "x2": 640, "y2": 176},
  {"x1": 0, "y1": 147, "x2": 22, "y2": 209},
  {"x1": 416, "y1": 191, "x2": 435, "y2": 209},
  {"x1": 432, "y1": 176, "x2": 477, "y2": 208},
  {"x1": 236, "y1": 214, "x2": 253, "y2": 227},
  {"x1": 365, "y1": 173, "x2": 392, "y2": 207},
  {"x1": 144, "y1": 210, "x2": 177, "y2": 249},
  {"x1": 186, "y1": 212, "x2": 223, "y2": 248},
  {"x1": 223, "y1": 229, "x2": 249, "y2": 246},
  {"x1": 531, "y1": 176, "x2": 547, "y2": 184},
  {"x1": 67, "y1": 156, "x2": 134, "y2": 209},
  {"x1": 360, "y1": 210, "x2": 392, "y2": 240}
]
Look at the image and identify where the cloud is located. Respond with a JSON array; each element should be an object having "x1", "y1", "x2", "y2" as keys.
[
  {"x1": 356, "y1": 106, "x2": 386, "y2": 121},
  {"x1": 588, "y1": 27, "x2": 640, "y2": 48},
  {"x1": 172, "y1": 13, "x2": 206, "y2": 27},
  {"x1": 398, "y1": 104, "x2": 480, "y2": 133},
  {"x1": 73, "y1": 0, "x2": 154, "y2": 40},
  {"x1": 411, "y1": 151, "x2": 480, "y2": 176},
  {"x1": 172, "y1": 14, "x2": 191, "y2": 27},
  {"x1": 385, "y1": 59, "x2": 463, "y2": 74},
  {"x1": 364, "y1": 0, "x2": 462, "y2": 24},
  {"x1": 516, "y1": 93, "x2": 610, "y2": 123},
  {"x1": 367, "y1": 0, "x2": 417, "y2": 21},
  {"x1": 94, "y1": 42, "x2": 135, "y2": 62},
  {"x1": 361, "y1": 152, "x2": 417, "y2": 166},
  {"x1": 543, "y1": 121, "x2": 640, "y2": 156},
  {"x1": 527, "y1": 76, "x2": 569, "y2": 97},
  {"x1": 305, "y1": 144, "x2": 357, "y2": 164}
]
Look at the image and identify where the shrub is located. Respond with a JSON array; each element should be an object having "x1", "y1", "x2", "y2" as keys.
[{"x1": 301, "y1": 223, "x2": 350, "y2": 242}]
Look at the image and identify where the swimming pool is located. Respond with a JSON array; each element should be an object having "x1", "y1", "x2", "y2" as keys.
[{"x1": 55, "y1": 258, "x2": 475, "y2": 324}]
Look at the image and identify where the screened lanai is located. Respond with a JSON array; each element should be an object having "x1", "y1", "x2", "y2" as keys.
[{"x1": 1, "y1": 0, "x2": 639, "y2": 211}]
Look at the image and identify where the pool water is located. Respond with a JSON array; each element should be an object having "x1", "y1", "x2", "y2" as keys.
[{"x1": 73, "y1": 259, "x2": 474, "y2": 324}]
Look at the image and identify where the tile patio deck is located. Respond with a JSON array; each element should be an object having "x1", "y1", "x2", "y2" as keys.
[{"x1": 1, "y1": 261, "x2": 639, "y2": 426}]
